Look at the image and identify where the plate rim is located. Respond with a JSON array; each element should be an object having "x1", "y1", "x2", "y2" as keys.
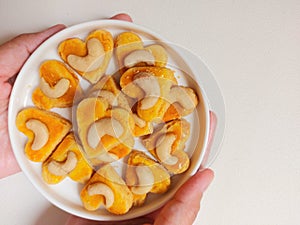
[{"x1": 8, "y1": 19, "x2": 212, "y2": 221}]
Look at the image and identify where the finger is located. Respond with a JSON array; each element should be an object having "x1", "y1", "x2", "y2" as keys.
[
  {"x1": 0, "y1": 24, "x2": 66, "y2": 79},
  {"x1": 110, "y1": 13, "x2": 133, "y2": 22},
  {"x1": 0, "y1": 122, "x2": 21, "y2": 178},
  {"x1": 0, "y1": 149, "x2": 21, "y2": 178},
  {"x1": 153, "y1": 169, "x2": 214, "y2": 225}
]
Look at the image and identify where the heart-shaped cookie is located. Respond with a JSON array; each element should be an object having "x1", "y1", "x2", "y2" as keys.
[
  {"x1": 42, "y1": 133, "x2": 93, "y2": 184},
  {"x1": 16, "y1": 107, "x2": 72, "y2": 162},
  {"x1": 162, "y1": 85, "x2": 199, "y2": 122},
  {"x1": 115, "y1": 32, "x2": 168, "y2": 74},
  {"x1": 120, "y1": 66, "x2": 198, "y2": 123},
  {"x1": 80, "y1": 164, "x2": 133, "y2": 215},
  {"x1": 120, "y1": 66, "x2": 177, "y2": 122},
  {"x1": 126, "y1": 150, "x2": 170, "y2": 206},
  {"x1": 142, "y1": 119, "x2": 191, "y2": 174},
  {"x1": 58, "y1": 29, "x2": 113, "y2": 84},
  {"x1": 32, "y1": 60, "x2": 81, "y2": 110},
  {"x1": 76, "y1": 97, "x2": 135, "y2": 165}
]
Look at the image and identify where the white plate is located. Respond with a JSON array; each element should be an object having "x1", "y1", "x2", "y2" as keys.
[{"x1": 8, "y1": 20, "x2": 224, "y2": 221}]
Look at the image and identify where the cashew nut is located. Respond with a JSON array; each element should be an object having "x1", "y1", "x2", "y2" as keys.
[
  {"x1": 132, "y1": 114, "x2": 146, "y2": 128},
  {"x1": 39, "y1": 77, "x2": 70, "y2": 99},
  {"x1": 67, "y1": 38, "x2": 105, "y2": 72},
  {"x1": 124, "y1": 49, "x2": 155, "y2": 68},
  {"x1": 97, "y1": 90, "x2": 118, "y2": 106},
  {"x1": 168, "y1": 86, "x2": 197, "y2": 111},
  {"x1": 156, "y1": 133, "x2": 178, "y2": 165},
  {"x1": 131, "y1": 166, "x2": 154, "y2": 195},
  {"x1": 87, "y1": 183, "x2": 114, "y2": 208},
  {"x1": 132, "y1": 72, "x2": 160, "y2": 110},
  {"x1": 116, "y1": 92, "x2": 132, "y2": 112},
  {"x1": 47, "y1": 151, "x2": 77, "y2": 176},
  {"x1": 89, "y1": 90, "x2": 131, "y2": 112},
  {"x1": 87, "y1": 118, "x2": 124, "y2": 148},
  {"x1": 25, "y1": 119, "x2": 49, "y2": 150},
  {"x1": 121, "y1": 81, "x2": 144, "y2": 100}
]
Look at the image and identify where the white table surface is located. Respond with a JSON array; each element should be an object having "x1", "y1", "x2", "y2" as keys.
[{"x1": 0, "y1": 1, "x2": 299, "y2": 225}]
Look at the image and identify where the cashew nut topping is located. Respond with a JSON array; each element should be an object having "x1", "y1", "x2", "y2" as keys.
[
  {"x1": 97, "y1": 90, "x2": 118, "y2": 106},
  {"x1": 117, "y1": 92, "x2": 132, "y2": 111},
  {"x1": 47, "y1": 151, "x2": 78, "y2": 176},
  {"x1": 87, "y1": 118, "x2": 124, "y2": 149},
  {"x1": 133, "y1": 72, "x2": 160, "y2": 110},
  {"x1": 25, "y1": 119, "x2": 49, "y2": 150},
  {"x1": 156, "y1": 133, "x2": 178, "y2": 165},
  {"x1": 124, "y1": 49, "x2": 155, "y2": 68},
  {"x1": 131, "y1": 166, "x2": 154, "y2": 195},
  {"x1": 40, "y1": 77, "x2": 70, "y2": 99},
  {"x1": 67, "y1": 38, "x2": 105, "y2": 72},
  {"x1": 132, "y1": 114, "x2": 146, "y2": 128},
  {"x1": 168, "y1": 86, "x2": 197, "y2": 110},
  {"x1": 87, "y1": 183, "x2": 114, "y2": 208},
  {"x1": 90, "y1": 90, "x2": 131, "y2": 111}
]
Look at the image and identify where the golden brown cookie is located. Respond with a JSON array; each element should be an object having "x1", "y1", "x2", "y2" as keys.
[
  {"x1": 58, "y1": 30, "x2": 113, "y2": 84},
  {"x1": 16, "y1": 107, "x2": 72, "y2": 162},
  {"x1": 32, "y1": 60, "x2": 81, "y2": 110},
  {"x1": 126, "y1": 150, "x2": 170, "y2": 206},
  {"x1": 120, "y1": 66, "x2": 177, "y2": 123},
  {"x1": 76, "y1": 97, "x2": 135, "y2": 165},
  {"x1": 115, "y1": 32, "x2": 168, "y2": 74},
  {"x1": 42, "y1": 133, "x2": 93, "y2": 184},
  {"x1": 80, "y1": 164, "x2": 133, "y2": 215},
  {"x1": 142, "y1": 119, "x2": 191, "y2": 174},
  {"x1": 162, "y1": 85, "x2": 198, "y2": 122}
]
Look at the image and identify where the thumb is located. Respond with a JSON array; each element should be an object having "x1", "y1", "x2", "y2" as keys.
[
  {"x1": 153, "y1": 169, "x2": 214, "y2": 225},
  {"x1": 0, "y1": 24, "x2": 65, "y2": 79}
]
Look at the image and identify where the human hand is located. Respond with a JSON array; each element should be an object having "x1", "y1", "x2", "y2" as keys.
[
  {"x1": 0, "y1": 13, "x2": 132, "y2": 179},
  {"x1": 65, "y1": 112, "x2": 217, "y2": 225},
  {"x1": 0, "y1": 24, "x2": 65, "y2": 178}
]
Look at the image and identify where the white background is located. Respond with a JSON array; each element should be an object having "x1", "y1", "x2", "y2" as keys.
[{"x1": 0, "y1": 0, "x2": 299, "y2": 225}]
